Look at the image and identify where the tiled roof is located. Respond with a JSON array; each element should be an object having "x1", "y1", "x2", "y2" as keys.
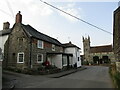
[
  {"x1": 114, "y1": 6, "x2": 120, "y2": 14},
  {"x1": 62, "y1": 42, "x2": 80, "y2": 49},
  {"x1": 0, "y1": 29, "x2": 12, "y2": 36},
  {"x1": 22, "y1": 24, "x2": 62, "y2": 46},
  {"x1": 90, "y1": 45, "x2": 113, "y2": 53}
]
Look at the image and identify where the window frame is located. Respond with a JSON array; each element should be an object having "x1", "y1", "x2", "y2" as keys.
[
  {"x1": 37, "y1": 40, "x2": 43, "y2": 49},
  {"x1": 52, "y1": 44, "x2": 55, "y2": 51},
  {"x1": 37, "y1": 54, "x2": 43, "y2": 63},
  {"x1": 62, "y1": 55, "x2": 67, "y2": 66},
  {"x1": 17, "y1": 52, "x2": 24, "y2": 63}
]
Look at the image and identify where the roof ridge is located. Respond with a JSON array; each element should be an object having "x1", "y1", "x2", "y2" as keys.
[{"x1": 26, "y1": 24, "x2": 61, "y2": 42}]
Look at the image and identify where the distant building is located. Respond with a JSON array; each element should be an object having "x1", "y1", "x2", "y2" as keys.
[
  {"x1": 1, "y1": 11, "x2": 81, "y2": 70},
  {"x1": 0, "y1": 22, "x2": 11, "y2": 61},
  {"x1": 62, "y1": 41, "x2": 81, "y2": 67},
  {"x1": 83, "y1": 36, "x2": 115, "y2": 64},
  {"x1": 113, "y1": 6, "x2": 120, "y2": 62}
]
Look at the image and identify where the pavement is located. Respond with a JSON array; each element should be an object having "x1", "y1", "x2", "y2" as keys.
[{"x1": 46, "y1": 66, "x2": 87, "y2": 78}]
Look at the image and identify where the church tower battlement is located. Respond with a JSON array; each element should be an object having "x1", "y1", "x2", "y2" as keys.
[{"x1": 83, "y1": 36, "x2": 91, "y2": 62}]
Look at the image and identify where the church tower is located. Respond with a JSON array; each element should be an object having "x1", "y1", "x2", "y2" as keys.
[{"x1": 83, "y1": 36, "x2": 91, "y2": 62}]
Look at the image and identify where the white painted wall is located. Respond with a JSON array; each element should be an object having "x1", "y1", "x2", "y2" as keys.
[
  {"x1": 64, "y1": 47, "x2": 81, "y2": 67},
  {"x1": 0, "y1": 35, "x2": 8, "y2": 53},
  {"x1": 0, "y1": 35, "x2": 8, "y2": 61},
  {"x1": 64, "y1": 47, "x2": 75, "y2": 66},
  {"x1": 48, "y1": 54, "x2": 62, "y2": 69},
  {"x1": 76, "y1": 49, "x2": 81, "y2": 67}
]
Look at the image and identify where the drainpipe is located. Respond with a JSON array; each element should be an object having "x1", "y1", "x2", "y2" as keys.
[{"x1": 29, "y1": 37, "x2": 32, "y2": 69}]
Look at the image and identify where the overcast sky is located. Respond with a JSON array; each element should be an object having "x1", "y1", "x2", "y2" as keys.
[{"x1": 0, "y1": 0, "x2": 119, "y2": 54}]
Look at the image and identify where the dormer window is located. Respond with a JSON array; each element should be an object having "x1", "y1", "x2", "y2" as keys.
[
  {"x1": 37, "y1": 40, "x2": 43, "y2": 49},
  {"x1": 52, "y1": 44, "x2": 55, "y2": 51}
]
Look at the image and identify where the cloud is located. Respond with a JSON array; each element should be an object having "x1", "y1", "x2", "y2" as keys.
[
  {"x1": 30, "y1": 3, "x2": 53, "y2": 16},
  {"x1": 3, "y1": 0, "x2": 53, "y2": 17},
  {"x1": 57, "y1": 3, "x2": 82, "y2": 22},
  {"x1": 0, "y1": 0, "x2": 54, "y2": 30}
]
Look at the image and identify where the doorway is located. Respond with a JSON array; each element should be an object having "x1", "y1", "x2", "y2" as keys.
[{"x1": 93, "y1": 56, "x2": 99, "y2": 64}]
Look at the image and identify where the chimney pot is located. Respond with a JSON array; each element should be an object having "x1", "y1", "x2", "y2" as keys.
[
  {"x1": 15, "y1": 11, "x2": 22, "y2": 23},
  {"x1": 3, "y1": 22, "x2": 10, "y2": 30},
  {"x1": 69, "y1": 41, "x2": 72, "y2": 44}
]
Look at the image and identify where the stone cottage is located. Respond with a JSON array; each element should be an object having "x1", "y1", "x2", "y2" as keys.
[{"x1": 3, "y1": 11, "x2": 81, "y2": 70}]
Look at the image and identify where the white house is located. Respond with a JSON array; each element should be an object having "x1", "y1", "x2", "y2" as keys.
[
  {"x1": 47, "y1": 53, "x2": 73, "y2": 69},
  {"x1": 63, "y1": 42, "x2": 81, "y2": 68},
  {"x1": 47, "y1": 42, "x2": 81, "y2": 69},
  {"x1": 0, "y1": 22, "x2": 11, "y2": 61}
]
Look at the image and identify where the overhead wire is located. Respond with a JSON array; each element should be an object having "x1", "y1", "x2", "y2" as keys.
[
  {"x1": 0, "y1": 9, "x2": 13, "y2": 18},
  {"x1": 5, "y1": 0, "x2": 14, "y2": 18},
  {"x1": 40, "y1": 0, "x2": 113, "y2": 35}
]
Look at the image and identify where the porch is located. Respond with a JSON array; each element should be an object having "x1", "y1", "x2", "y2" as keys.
[{"x1": 46, "y1": 52, "x2": 73, "y2": 69}]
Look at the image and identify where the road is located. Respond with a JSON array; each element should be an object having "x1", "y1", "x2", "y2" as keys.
[{"x1": 3, "y1": 66, "x2": 114, "y2": 88}]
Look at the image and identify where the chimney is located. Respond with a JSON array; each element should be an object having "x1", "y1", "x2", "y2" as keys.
[
  {"x1": 69, "y1": 41, "x2": 72, "y2": 44},
  {"x1": 3, "y1": 22, "x2": 10, "y2": 30},
  {"x1": 15, "y1": 11, "x2": 22, "y2": 23}
]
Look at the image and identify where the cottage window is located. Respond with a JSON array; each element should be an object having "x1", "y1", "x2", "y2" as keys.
[
  {"x1": 62, "y1": 55, "x2": 67, "y2": 66},
  {"x1": 37, "y1": 40, "x2": 43, "y2": 49},
  {"x1": 37, "y1": 54, "x2": 43, "y2": 63},
  {"x1": 52, "y1": 44, "x2": 55, "y2": 51},
  {"x1": 17, "y1": 52, "x2": 24, "y2": 63},
  {"x1": 78, "y1": 57, "x2": 79, "y2": 61}
]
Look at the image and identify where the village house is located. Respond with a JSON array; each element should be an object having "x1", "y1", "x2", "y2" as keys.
[
  {"x1": 1, "y1": 11, "x2": 81, "y2": 70},
  {"x1": 83, "y1": 36, "x2": 115, "y2": 65},
  {"x1": 62, "y1": 42, "x2": 81, "y2": 67},
  {"x1": 46, "y1": 42, "x2": 81, "y2": 69},
  {"x1": 0, "y1": 22, "x2": 11, "y2": 61}
]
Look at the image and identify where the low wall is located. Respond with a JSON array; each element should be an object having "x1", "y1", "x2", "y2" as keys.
[
  {"x1": 116, "y1": 62, "x2": 120, "y2": 73},
  {"x1": 0, "y1": 61, "x2": 2, "y2": 90}
]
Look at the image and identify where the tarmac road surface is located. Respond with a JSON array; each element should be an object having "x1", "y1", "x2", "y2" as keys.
[{"x1": 3, "y1": 66, "x2": 114, "y2": 88}]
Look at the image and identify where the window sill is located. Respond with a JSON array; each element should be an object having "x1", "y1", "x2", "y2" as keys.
[
  {"x1": 37, "y1": 62, "x2": 43, "y2": 63},
  {"x1": 17, "y1": 62, "x2": 24, "y2": 64}
]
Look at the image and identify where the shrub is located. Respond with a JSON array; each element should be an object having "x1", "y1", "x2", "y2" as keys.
[
  {"x1": 83, "y1": 61, "x2": 89, "y2": 65},
  {"x1": 109, "y1": 64, "x2": 120, "y2": 88},
  {"x1": 114, "y1": 72, "x2": 120, "y2": 88}
]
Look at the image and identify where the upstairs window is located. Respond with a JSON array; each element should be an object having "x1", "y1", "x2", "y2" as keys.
[
  {"x1": 17, "y1": 52, "x2": 24, "y2": 63},
  {"x1": 52, "y1": 44, "x2": 55, "y2": 51},
  {"x1": 18, "y1": 38, "x2": 24, "y2": 46},
  {"x1": 37, "y1": 40, "x2": 43, "y2": 49}
]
